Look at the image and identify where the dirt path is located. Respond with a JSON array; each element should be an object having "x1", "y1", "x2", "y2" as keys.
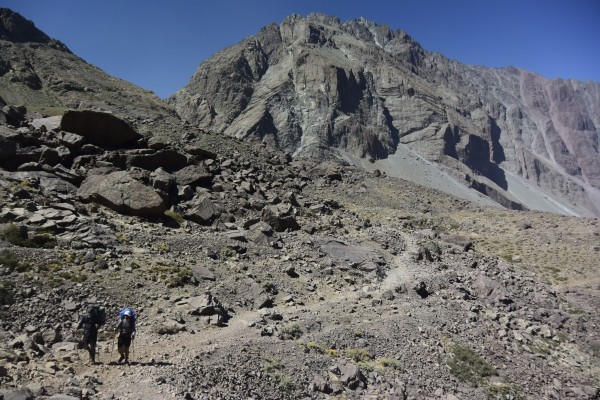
[
  {"x1": 84, "y1": 307, "x2": 266, "y2": 399},
  {"x1": 380, "y1": 231, "x2": 419, "y2": 294},
  {"x1": 80, "y1": 232, "x2": 421, "y2": 399}
]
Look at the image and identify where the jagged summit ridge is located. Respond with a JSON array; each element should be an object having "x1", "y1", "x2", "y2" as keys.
[
  {"x1": 0, "y1": 8, "x2": 69, "y2": 51},
  {"x1": 171, "y1": 13, "x2": 600, "y2": 218}
]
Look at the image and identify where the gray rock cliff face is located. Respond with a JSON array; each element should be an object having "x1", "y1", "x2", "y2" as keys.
[{"x1": 171, "y1": 14, "x2": 600, "y2": 217}]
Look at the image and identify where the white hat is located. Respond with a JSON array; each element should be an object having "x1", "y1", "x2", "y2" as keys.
[{"x1": 124, "y1": 310, "x2": 131, "y2": 316}]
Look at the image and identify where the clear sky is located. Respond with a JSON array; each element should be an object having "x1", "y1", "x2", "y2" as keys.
[{"x1": 4, "y1": 0, "x2": 600, "y2": 98}]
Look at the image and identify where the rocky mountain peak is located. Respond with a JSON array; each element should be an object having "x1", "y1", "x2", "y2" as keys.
[
  {"x1": 172, "y1": 13, "x2": 600, "y2": 218},
  {"x1": 0, "y1": 8, "x2": 68, "y2": 51}
]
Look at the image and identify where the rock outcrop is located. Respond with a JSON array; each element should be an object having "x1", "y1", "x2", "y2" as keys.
[
  {"x1": 171, "y1": 14, "x2": 600, "y2": 217},
  {"x1": 77, "y1": 171, "x2": 167, "y2": 217}
]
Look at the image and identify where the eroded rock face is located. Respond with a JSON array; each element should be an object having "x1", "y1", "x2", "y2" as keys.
[
  {"x1": 77, "y1": 171, "x2": 166, "y2": 216},
  {"x1": 171, "y1": 14, "x2": 600, "y2": 217}
]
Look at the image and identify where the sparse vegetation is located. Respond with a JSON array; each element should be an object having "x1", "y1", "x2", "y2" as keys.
[
  {"x1": 486, "y1": 382, "x2": 523, "y2": 399},
  {"x1": 115, "y1": 231, "x2": 132, "y2": 244},
  {"x1": 148, "y1": 262, "x2": 195, "y2": 287},
  {"x1": 279, "y1": 323, "x2": 303, "y2": 340},
  {"x1": 260, "y1": 358, "x2": 296, "y2": 394},
  {"x1": 345, "y1": 347, "x2": 372, "y2": 363},
  {"x1": 0, "y1": 283, "x2": 13, "y2": 305},
  {"x1": 164, "y1": 210, "x2": 185, "y2": 226},
  {"x1": 155, "y1": 242, "x2": 171, "y2": 252},
  {"x1": 1, "y1": 224, "x2": 56, "y2": 248},
  {"x1": 447, "y1": 344, "x2": 496, "y2": 386},
  {"x1": 0, "y1": 249, "x2": 21, "y2": 271}
]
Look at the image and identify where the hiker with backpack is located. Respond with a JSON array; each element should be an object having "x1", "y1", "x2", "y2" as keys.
[
  {"x1": 116, "y1": 308, "x2": 136, "y2": 363},
  {"x1": 74, "y1": 305, "x2": 105, "y2": 363}
]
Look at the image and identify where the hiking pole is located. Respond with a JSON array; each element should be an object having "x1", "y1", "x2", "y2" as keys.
[
  {"x1": 110, "y1": 335, "x2": 115, "y2": 362},
  {"x1": 131, "y1": 337, "x2": 135, "y2": 363}
]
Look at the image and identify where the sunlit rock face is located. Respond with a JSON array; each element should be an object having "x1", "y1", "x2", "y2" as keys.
[{"x1": 171, "y1": 14, "x2": 600, "y2": 217}]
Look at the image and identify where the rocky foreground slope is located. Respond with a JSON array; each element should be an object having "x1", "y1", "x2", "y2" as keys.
[
  {"x1": 171, "y1": 14, "x2": 600, "y2": 218},
  {"x1": 0, "y1": 8, "x2": 599, "y2": 400},
  {"x1": 0, "y1": 102, "x2": 599, "y2": 400}
]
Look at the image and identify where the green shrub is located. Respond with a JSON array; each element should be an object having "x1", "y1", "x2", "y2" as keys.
[
  {"x1": 423, "y1": 240, "x2": 441, "y2": 255},
  {"x1": 279, "y1": 323, "x2": 303, "y2": 340},
  {"x1": 2, "y1": 224, "x2": 28, "y2": 246},
  {"x1": 375, "y1": 357, "x2": 402, "y2": 372},
  {"x1": 155, "y1": 242, "x2": 171, "y2": 252},
  {"x1": 486, "y1": 383, "x2": 524, "y2": 399},
  {"x1": 1, "y1": 249, "x2": 20, "y2": 271},
  {"x1": 261, "y1": 358, "x2": 296, "y2": 394},
  {"x1": 345, "y1": 348, "x2": 372, "y2": 363},
  {"x1": 164, "y1": 210, "x2": 185, "y2": 226},
  {"x1": 0, "y1": 283, "x2": 13, "y2": 305},
  {"x1": 115, "y1": 231, "x2": 131, "y2": 244},
  {"x1": 447, "y1": 344, "x2": 496, "y2": 386},
  {"x1": 1, "y1": 224, "x2": 55, "y2": 248}
]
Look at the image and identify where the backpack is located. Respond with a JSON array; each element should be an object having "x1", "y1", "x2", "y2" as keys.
[
  {"x1": 119, "y1": 308, "x2": 136, "y2": 326},
  {"x1": 87, "y1": 305, "x2": 106, "y2": 326}
]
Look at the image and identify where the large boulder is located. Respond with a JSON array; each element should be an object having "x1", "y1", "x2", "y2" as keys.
[
  {"x1": 174, "y1": 164, "x2": 213, "y2": 187},
  {"x1": 2, "y1": 387, "x2": 34, "y2": 400},
  {"x1": 127, "y1": 149, "x2": 189, "y2": 172},
  {"x1": 474, "y1": 275, "x2": 512, "y2": 305},
  {"x1": 77, "y1": 171, "x2": 166, "y2": 216},
  {"x1": 59, "y1": 110, "x2": 140, "y2": 147},
  {"x1": 184, "y1": 196, "x2": 220, "y2": 225},
  {"x1": 261, "y1": 203, "x2": 300, "y2": 232},
  {"x1": 30, "y1": 115, "x2": 61, "y2": 131}
]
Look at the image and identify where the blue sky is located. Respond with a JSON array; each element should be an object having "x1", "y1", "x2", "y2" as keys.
[{"x1": 4, "y1": 0, "x2": 600, "y2": 98}]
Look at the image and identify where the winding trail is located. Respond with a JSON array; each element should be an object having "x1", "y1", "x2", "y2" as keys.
[{"x1": 81, "y1": 231, "x2": 422, "y2": 399}]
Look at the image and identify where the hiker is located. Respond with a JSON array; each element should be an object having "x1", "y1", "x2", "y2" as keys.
[
  {"x1": 75, "y1": 305, "x2": 105, "y2": 363},
  {"x1": 116, "y1": 308, "x2": 136, "y2": 363}
]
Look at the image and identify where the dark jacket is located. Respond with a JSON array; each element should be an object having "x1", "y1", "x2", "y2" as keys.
[{"x1": 77, "y1": 314, "x2": 98, "y2": 345}]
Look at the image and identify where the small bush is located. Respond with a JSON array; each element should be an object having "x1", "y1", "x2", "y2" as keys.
[
  {"x1": 115, "y1": 231, "x2": 131, "y2": 244},
  {"x1": 279, "y1": 323, "x2": 303, "y2": 340},
  {"x1": 1, "y1": 249, "x2": 20, "y2": 271},
  {"x1": 155, "y1": 242, "x2": 171, "y2": 252},
  {"x1": 345, "y1": 348, "x2": 372, "y2": 363},
  {"x1": 2, "y1": 224, "x2": 29, "y2": 246},
  {"x1": 261, "y1": 358, "x2": 296, "y2": 394},
  {"x1": 1, "y1": 224, "x2": 55, "y2": 248},
  {"x1": 164, "y1": 210, "x2": 185, "y2": 226},
  {"x1": 0, "y1": 283, "x2": 13, "y2": 305},
  {"x1": 325, "y1": 348, "x2": 340, "y2": 357},
  {"x1": 448, "y1": 344, "x2": 496, "y2": 386},
  {"x1": 375, "y1": 357, "x2": 402, "y2": 372},
  {"x1": 486, "y1": 383, "x2": 523, "y2": 400},
  {"x1": 0, "y1": 250, "x2": 31, "y2": 273}
]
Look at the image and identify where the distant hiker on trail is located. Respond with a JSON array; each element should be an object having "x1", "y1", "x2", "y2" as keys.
[
  {"x1": 116, "y1": 308, "x2": 136, "y2": 363},
  {"x1": 75, "y1": 305, "x2": 106, "y2": 363}
]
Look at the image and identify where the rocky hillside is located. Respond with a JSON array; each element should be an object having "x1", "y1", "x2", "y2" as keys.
[
  {"x1": 0, "y1": 9, "x2": 599, "y2": 400},
  {"x1": 170, "y1": 14, "x2": 600, "y2": 218},
  {"x1": 0, "y1": 8, "x2": 182, "y2": 139}
]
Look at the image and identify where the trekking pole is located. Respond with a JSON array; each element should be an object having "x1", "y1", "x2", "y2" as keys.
[
  {"x1": 110, "y1": 335, "x2": 115, "y2": 362},
  {"x1": 132, "y1": 337, "x2": 135, "y2": 362}
]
